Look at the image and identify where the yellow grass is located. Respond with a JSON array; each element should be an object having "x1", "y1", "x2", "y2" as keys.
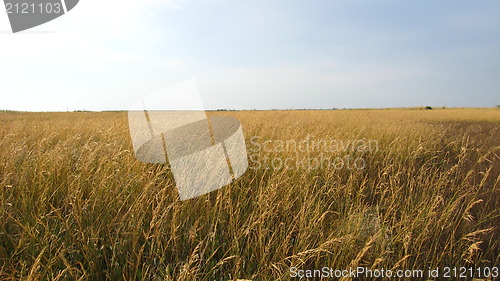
[{"x1": 0, "y1": 108, "x2": 498, "y2": 280}]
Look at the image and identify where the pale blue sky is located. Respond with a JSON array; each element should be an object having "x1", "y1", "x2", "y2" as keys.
[{"x1": 0, "y1": 0, "x2": 498, "y2": 111}]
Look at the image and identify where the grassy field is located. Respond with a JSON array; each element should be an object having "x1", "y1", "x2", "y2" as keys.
[{"x1": 0, "y1": 109, "x2": 498, "y2": 280}]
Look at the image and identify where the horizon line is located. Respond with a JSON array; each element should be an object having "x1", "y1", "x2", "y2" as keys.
[{"x1": 1, "y1": 106, "x2": 499, "y2": 113}]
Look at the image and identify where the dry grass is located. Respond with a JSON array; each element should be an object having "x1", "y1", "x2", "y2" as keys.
[{"x1": 0, "y1": 109, "x2": 498, "y2": 280}]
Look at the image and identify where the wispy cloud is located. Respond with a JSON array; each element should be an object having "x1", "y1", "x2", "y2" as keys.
[{"x1": 0, "y1": 0, "x2": 498, "y2": 111}]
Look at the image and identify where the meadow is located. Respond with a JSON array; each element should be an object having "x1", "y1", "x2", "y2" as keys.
[{"x1": 0, "y1": 108, "x2": 498, "y2": 280}]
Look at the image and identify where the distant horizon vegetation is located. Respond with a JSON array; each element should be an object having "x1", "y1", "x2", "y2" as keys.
[{"x1": 1, "y1": 105, "x2": 499, "y2": 113}]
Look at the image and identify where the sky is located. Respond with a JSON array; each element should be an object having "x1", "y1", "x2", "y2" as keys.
[{"x1": 0, "y1": 0, "x2": 499, "y2": 111}]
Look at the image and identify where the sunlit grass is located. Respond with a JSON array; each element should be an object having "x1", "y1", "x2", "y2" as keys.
[{"x1": 0, "y1": 108, "x2": 498, "y2": 280}]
